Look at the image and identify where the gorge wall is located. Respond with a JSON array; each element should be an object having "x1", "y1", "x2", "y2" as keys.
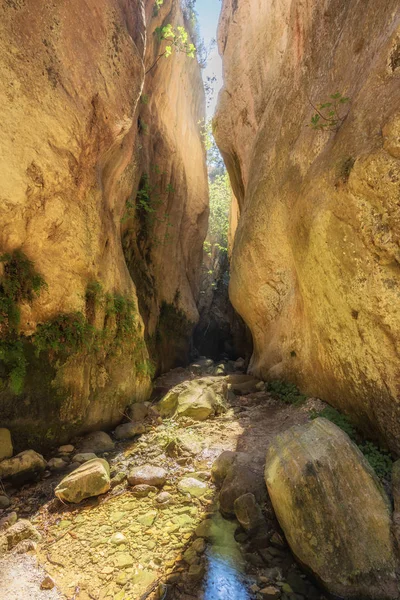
[
  {"x1": 0, "y1": 0, "x2": 207, "y2": 450},
  {"x1": 215, "y1": 0, "x2": 400, "y2": 451}
]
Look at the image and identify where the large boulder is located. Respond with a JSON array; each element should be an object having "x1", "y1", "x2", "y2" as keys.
[
  {"x1": 212, "y1": 451, "x2": 266, "y2": 516},
  {"x1": 157, "y1": 377, "x2": 227, "y2": 421},
  {"x1": 0, "y1": 450, "x2": 46, "y2": 483},
  {"x1": 0, "y1": 429, "x2": 12, "y2": 461},
  {"x1": 265, "y1": 418, "x2": 398, "y2": 599},
  {"x1": 55, "y1": 458, "x2": 110, "y2": 504}
]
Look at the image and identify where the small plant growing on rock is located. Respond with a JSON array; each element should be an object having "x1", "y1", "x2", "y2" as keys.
[
  {"x1": 146, "y1": 24, "x2": 195, "y2": 74},
  {"x1": 268, "y1": 379, "x2": 307, "y2": 405},
  {"x1": 123, "y1": 171, "x2": 174, "y2": 246},
  {"x1": 308, "y1": 92, "x2": 350, "y2": 131}
]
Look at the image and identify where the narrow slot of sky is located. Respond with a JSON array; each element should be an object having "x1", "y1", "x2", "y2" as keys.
[{"x1": 195, "y1": 0, "x2": 223, "y2": 117}]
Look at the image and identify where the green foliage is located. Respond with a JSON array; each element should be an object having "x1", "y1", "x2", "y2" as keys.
[
  {"x1": 155, "y1": 24, "x2": 196, "y2": 58},
  {"x1": 200, "y1": 119, "x2": 225, "y2": 177},
  {"x1": 140, "y1": 94, "x2": 150, "y2": 105},
  {"x1": 310, "y1": 406, "x2": 357, "y2": 440},
  {"x1": 136, "y1": 358, "x2": 156, "y2": 378},
  {"x1": 0, "y1": 250, "x2": 47, "y2": 331},
  {"x1": 268, "y1": 379, "x2": 307, "y2": 405},
  {"x1": 153, "y1": 0, "x2": 164, "y2": 15},
  {"x1": 0, "y1": 250, "x2": 47, "y2": 394},
  {"x1": 33, "y1": 312, "x2": 96, "y2": 356},
  {"x1": 0, "y1": 338, "x2": 26, "y2": 394},
  {"x1": 123, "y1": 171, "x2": 174, "y2": 246},
  {"x1": 310, "y1": 406, "x2": 393, "y2": 481},
  {"x1": 107, "y1": 293, "x2": 137, "y2": 340},
  {"x1": 358, "y1": 442, "x2": 393, "y2": 481},
  {"x1": 208, "y1": 172, "x2": 231, "y2": 252},
  {"x1": 309, "y1": 92, "x2": 350, "y2": 131},
  {"x1": 85, "y1": 280, "x2": 103, "y2": 306},
  {"x1": 146, "y1": 22, "x2": 195, "y2": 74},
  {"x1": 0, "y1": 250, "x2": 47, "y2": 304}
]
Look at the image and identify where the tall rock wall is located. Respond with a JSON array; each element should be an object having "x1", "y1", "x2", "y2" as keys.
[
  {"x1": 122, "y1": 0, "x2": 208, "y2": 372},
  {"x1": 215, "y1": 0, "x2": 400, "y2": 451},
  {"x1": 0, "y1": 0, "x2": 207, "y2": 450}
]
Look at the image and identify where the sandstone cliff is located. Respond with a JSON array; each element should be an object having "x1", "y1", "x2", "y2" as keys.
[
  {"x1": 122, "y1": 0, "x2": 208, "y2": 372},
  {"x1": 215, "y1": 0, "x2": 400, "y2": 451},
  {"x1": 0, "y1": 0, "x2": 207, "y2": 450}
]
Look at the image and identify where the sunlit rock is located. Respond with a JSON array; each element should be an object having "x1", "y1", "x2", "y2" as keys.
[
  {"x1": 55, "y1": 458, "x2": 110, "y2": 504},
  {"x1": 265, "y1": 418, "x2": 398, "y2": 599}
]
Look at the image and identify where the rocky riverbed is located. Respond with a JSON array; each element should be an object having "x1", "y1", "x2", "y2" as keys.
[{"x1": 0, "y1": 359, "x2": 368, "y2": 600}]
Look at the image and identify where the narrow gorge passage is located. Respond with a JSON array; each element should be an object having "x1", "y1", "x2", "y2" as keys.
[{"x1": 1, "y1": 1, "x2": 400, "y2": 600}]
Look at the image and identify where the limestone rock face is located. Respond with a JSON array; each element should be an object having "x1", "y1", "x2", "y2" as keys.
[
  {"x1": 264, "y1": 418, "x2": 398, "y2": 599},
  {"x1": 0, "y1": 0, "x2": 207, "y2": 449},
  {"x1": 157, "y1": 377, "x2": 227, "y2": 420},
  {"x1": 55, "y1": 458, "x2": 111, "y2": 503},
  {"x1": 215, "y1": 0, "x2": 400, "y2": 451}
]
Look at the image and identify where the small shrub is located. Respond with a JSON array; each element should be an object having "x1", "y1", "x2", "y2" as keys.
[
  {"x1": 0, "y1": 249, "x2": 47, "y2": 304},
  {"x1": 0, "y1": 338, "x2": 26, "y2": 395},
  {"x1": 308, "y1": 92, "x2": 350, "y2": 131},
  {"x1": 33, "y1": 312, "x2": 96, "y2": 356},
  {"x1": 146, "y1": 23, "x2": 195, "y2": 75},
  {"x1": 268, "y1": 379, "x2": 307, "y2": 405},
  {"x1": 358, "y1": 441, "x2": 393, "y2": 481},
  {"x1": 310, "y1": 406, "x2": 357, "y2": 440}
]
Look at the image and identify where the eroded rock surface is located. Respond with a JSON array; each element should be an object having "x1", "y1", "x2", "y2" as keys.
[
  {"x1": 265, "y1": 418, "x2": 398, "y2": 599},
  {"x1": 0, "y1": 0, "x2": 207, "y2": 450},
  {"x1": 215, "y1": 0, "x2": 400, "y2": 451},
  {"x1": 157, "y1": 377, "x2": 227, "y2": 421}
]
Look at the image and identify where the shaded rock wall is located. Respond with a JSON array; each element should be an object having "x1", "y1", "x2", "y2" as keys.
[
  {"x1": 122, "y1": 0, "x2": 208, "y2": 373},
  {"x1": 215, "y1": 0, "x2": 400, "y2": 451},
  {"x1": 194, "y1": 238, "x2": 251, "y2": 361},
  {"x1": 0, "y1": 0, "x2": 207, "y2": 449}
]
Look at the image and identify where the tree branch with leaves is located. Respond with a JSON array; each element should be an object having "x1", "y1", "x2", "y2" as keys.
[{"x1": 146, "y1": 23, "x2": 196, "y2": 75}]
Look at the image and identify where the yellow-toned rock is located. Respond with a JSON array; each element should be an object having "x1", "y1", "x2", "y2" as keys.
[
  {"x1": 0, "y1": 0, "x2": 207, "y2": 450},
  {"x1": 157, "y1": 377, "x2": 227, "y2": 420},
  {"x1": 264, "y1": 418, "x2": 398, "y2": 599},
  {"x1": 55, "y1": 458, "x2": 110, "y2": 503},
  {"x1": 215, "y1": 0, "x2": 400, "y2": 452},
  {"x1": 0, "y1": 450, "x2": 46, "y2": 482}
]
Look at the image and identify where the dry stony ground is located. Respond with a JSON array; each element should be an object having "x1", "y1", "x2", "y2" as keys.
[{"x1": 0, "y1": 366, "x2": 327, "y2": 600}]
